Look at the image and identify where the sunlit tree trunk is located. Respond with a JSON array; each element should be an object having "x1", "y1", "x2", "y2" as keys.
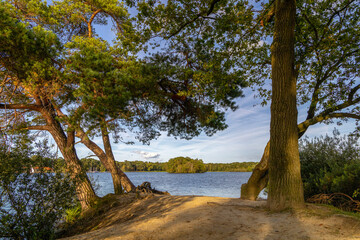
[
  {"x1": 76, "y1": 127, "x2": 136, "y2": 194},
  {"x1": 41, "y1": 108, "x2": 98, "y2": 210},
  {"x1": 267, "y1": 0, "x2": 304, "y2": 210},
  {"x1": 100, "y1": 125, "x2": 136, "y2": 193}
]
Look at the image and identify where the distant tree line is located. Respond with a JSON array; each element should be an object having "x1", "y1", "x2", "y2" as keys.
[
  {"x1": 206, "y1": 162, "x2": 257, "y2": 172},
  {"x1": 69, "y1": 157, "x2": 258, "y2": 173},
  {"x1": 118, "y1": 160, "x2": 165, "y2": 172}
]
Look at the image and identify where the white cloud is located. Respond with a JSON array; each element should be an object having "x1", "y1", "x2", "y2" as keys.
[{"x1": 133, "y1": 151, "x2": 160, "y2": 160}]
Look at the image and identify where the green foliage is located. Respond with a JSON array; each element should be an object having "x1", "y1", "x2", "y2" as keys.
[
  {"x1": 134, "y1": 0, "x2": 360, "y2": 135},
  {"x1": 118, "y1": 160, "x2": 165, "y2": 172},
  {"x1": 300, "y1": 130, "x2": 360, "y2": 201},
  {"x1": 166, "y1": 157, "x2": 206, "y2": 173},
  {"x1": 353, "y1": 189, "x2": 360, "y2": 199},
  {"x1": 260, "y1": 0, "x2": 360, "y2": 131},
  {"x1": 1, "y1": 0, "x2": 247, "y2": 147},
  {"x1": 80, "y1": 158, "x2": 106, "y2": 172},
  {"x1": 0, "y1": 2, "x2": 62, "y2": 96},
  {"x1": 130, "y1": 0, "x2": 253, "y2": 139},
  {"x1": 79, "y1": 158, "x2": 165, "y2": 172},
  {"x1": 64, "y1": 204, "x2": 82, "y2": 225},
  {"x1": 0, "y1": 141, "x2": 77, "y2": 239},
  {"x1": 0, "y1": 0, "x2": 252, "y2": 205}
]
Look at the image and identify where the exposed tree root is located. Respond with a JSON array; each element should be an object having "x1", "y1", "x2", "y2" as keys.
[{"x1": 136, "y1": 182, "x2": 170, "y2": 195}]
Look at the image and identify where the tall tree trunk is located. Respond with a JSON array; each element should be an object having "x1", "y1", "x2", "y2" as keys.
[
  {"x1": 101, "y1": 125, "x2": 136, "y2": 193},
  {"x1": 42, "y1": 109, "x2": 98, "y2": 210},
  {"x1": 76, "y1": 128, "x2": 136, "y2": 193},
  {"x1": 267, "y1": 0, "x2": 304, "y2": 210}
]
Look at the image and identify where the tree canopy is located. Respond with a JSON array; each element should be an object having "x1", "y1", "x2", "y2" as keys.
[{"x1": 0, "y1": 0, "x2": 248, "y2": 208}]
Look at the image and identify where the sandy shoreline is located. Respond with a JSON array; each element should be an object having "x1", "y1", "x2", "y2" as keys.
[{"x1": 61, "y1": 194, "x2": 360, "y2": 240}]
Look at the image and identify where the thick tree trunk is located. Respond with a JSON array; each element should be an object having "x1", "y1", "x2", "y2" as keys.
[
  {"x1": 41, "y1": 109, "x2": 98, "y2": 210},
  {"x1": 240, "y1": 122, "x2": 314, "y2": 200},
  {"x1": 267, "y1": 0, "x2": 304, "y2": 210},
  {"x1": 77, "y1": 128, "x2": 136, "y2": 193},
  {"x1": 240, "y1": 142, "x2": 269, "y2": 200}
]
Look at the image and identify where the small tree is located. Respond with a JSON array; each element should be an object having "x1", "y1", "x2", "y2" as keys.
[
  {"x1": 0, "y1": 2, "x2": 98, "y2": 209},
  {"x1": 0, "y1": 140, "x2": 77, "y2": 239}
]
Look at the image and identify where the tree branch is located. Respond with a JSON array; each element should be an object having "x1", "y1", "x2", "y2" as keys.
[
  {"x1": 320, "y1": 0, "x2": 356, "y2": 42},
  {"x1": 299, "y1": 94, "x2": 360, "y2": 137},
  {"x1": 301, "y1": 12, "x2": 319, "y2": 44},
  {"x1": 348, "y1": 84, "x2": 360, "y2": 102},
  {"x1": 166, "y1": 0, "x2": 221, "y2": 39},
  {"x1": 0, "y1": 103, "x2": 41, "y2": 111},
  {"x1": 23, "y1": 125, "x2": 51, "y2": 131},
  {"x1": 67, "y1": 130, "x2": 75, "y2": 148},
  {"x1": 298, "y1": 112, "x2": 360, "y2": 134},
  {"x1": 88, "y1": 9, "x2": 102, "y2": 38},
  {"x1": 304, "y1": 48, "x2": 360, "y2": 124},
  {"x1": 51, "y1": 102, "x2": 68, "y2": 120},
  {"x1": 76, "y1": 128, "x2": 107, "y2": 160}
]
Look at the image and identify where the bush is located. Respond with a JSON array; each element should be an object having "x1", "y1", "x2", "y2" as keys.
[
  {"x1": 300, "y1": 129, "x2": 360, "y2": 201},
  {"x1": 0, "y1": 141, "x2": 77, "y2": 239}
]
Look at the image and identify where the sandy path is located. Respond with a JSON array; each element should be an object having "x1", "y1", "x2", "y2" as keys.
[{"x1": 61, "y1": 195, "x2": 360, "y2": 240}]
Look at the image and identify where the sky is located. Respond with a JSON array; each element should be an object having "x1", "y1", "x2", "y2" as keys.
[{"x1": 45, "y1": 4, "x2": 359, "y2": 164}]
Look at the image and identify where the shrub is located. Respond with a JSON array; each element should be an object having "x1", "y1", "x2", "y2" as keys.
[
  {"x1": 300, "y1": 129, "x2": 360, "y2": 201},
  {"x1": 0, "y1": 141, "x2": 77, "y2": 239}
]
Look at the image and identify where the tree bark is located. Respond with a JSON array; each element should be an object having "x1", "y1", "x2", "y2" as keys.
[
  {"x1": 267, "y1": 0, "x2": 304, "y2": 210},
  {"x1": 0, "y1": 98, "x2": 98, "y2": 209},
  {"x1": 76, "y1": 128, "x2": 136, "y2": 193},
  {"x1": 240, "y1": 142, "x2": 269, "y2": 200},
  {"x1": 101, "y1": 126, "x2": 136, "y2": 193},
  {"x1": 41, "y1": 108, "x2": 98, "y2": 210}
]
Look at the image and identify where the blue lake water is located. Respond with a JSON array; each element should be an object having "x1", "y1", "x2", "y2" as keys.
[{"x1": 89, "y1": 172, "x2": 266, "y2": 199}]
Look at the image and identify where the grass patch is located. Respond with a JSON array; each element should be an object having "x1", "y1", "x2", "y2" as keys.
[
  {"x1": 321, "y1": 204, "x2": 360, "y2": 220},
  {"x1": 57, "y1": 193, "x2": 138, "y2": 238},
  {"x1": 304, "y1": 203, "x2": 360, "y2": 220}
]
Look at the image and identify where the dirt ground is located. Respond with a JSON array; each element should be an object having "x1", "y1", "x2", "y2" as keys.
[{"x1": 60, "y1": 194, "x2": 360, "y2": 240}]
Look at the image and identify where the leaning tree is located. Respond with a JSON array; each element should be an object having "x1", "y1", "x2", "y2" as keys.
[
  {"x1": 0, "y1": 0, "x2": 247, "y2": 208},
  {"x1": 0, "y1": 5, "x2": 97, "y2": 209},
  {"x1": 50, "y1": 0, "x2": 247, "y2": 194}
]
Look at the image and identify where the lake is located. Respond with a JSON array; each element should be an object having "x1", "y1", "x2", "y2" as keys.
[{"x1": 89, "y1": 172, "x2": 266, "y2": 199}]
